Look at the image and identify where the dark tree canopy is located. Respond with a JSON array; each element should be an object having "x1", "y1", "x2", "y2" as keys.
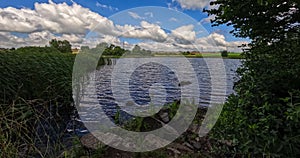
[
  {"x1": 205, "y1": 0, "x2": 299, "y2": 42},
  {"x1": 205, "y1": 0, "x2": 300, "y2": 156},
  {"x1": 132, "y1": 44, "x2": 142, "y2": 53},
  {"x1": 49, "y1": 39, "x2": 72, "y2": 53}
]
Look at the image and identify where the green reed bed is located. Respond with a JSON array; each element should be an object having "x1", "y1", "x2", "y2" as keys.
[{"x1": 0, "y1": 49, "x2": 78, "y2": 157}]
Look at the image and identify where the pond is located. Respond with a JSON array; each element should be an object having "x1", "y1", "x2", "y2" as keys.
[{"x1": 76, "y1": 58, "x2": 241, "y2": 123}]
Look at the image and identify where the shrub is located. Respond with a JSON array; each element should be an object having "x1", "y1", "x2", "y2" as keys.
[
  {"x1": 210, "y1": 35, "x2": 300, "y2": 157},
  {"x1": 220, "y1": 50, "x2": 228, "y2": 57}
]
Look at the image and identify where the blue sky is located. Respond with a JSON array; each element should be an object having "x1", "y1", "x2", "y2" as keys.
[{"x1": 0, "y1": 0, "x2": 249, "y2": 52}]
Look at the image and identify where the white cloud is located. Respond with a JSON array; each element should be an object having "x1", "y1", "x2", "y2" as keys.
[
  {"x1": 0, "y1": 31, "x2": 53, "y2": 48},
  {"x1": 136, "y1": 32, "x2": 248, "y2": 52},
  {"x1": 121, "y1": 21, "x2": 168, "y2": 42},
  {"x1": 0, "y1": 1, "x2": 247, "y2": 51},
  {"x1": 0, "y1": 1, "x2": 122, "y2": 35},
  {"x1": 175, "y1": 0, "x2": 212, "y2": 10},
  {"x1": 169, "y1": 17, "x2": 178, "y2": 22},
  {"x1": 144, "y1": 12, "x2": 153, "y2": 18},
  {"x1": 61, "y1": 34, "x2": 84, "y2": 43},
  {"x1": 28, "y1": 31, "x2": 54, "y2": 42},
  {"x1": 138, "y1": 42, "x2": 176, "y2": 52},
  {"x1": 171, "y1": 24, "x2": 196, "y2": 44},
  {"x1": 195, "y1": 33, "x2": 248, "y2": 51},
  {"x1": 128, "y1": 11, "x2": 144, "y2": 20},
  {"x1": 0, "y1": 7, "x2": 40, "y2": 33},
  {"x1": 96, "y1": 1, "x2": 118, "y2": 11},
  {"x1": 200, "y1": 14, "x2": 216, "y2": 24}
]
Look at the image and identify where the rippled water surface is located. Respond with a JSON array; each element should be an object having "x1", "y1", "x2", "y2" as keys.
[{"x1": 85, "y1": 58, "x2": 242, "y2": 119}]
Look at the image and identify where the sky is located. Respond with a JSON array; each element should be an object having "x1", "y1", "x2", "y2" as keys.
[{"x1": 0, "y1": 0, "x2": 249, "y2": 52}]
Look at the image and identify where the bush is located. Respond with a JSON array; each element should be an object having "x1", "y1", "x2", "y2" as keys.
[
  {"x1": 220, "y1": 50, "x2": 228, "y2": 57},
  {"x1": 210, "y1": 35, "x2": 300, "y2": 157}
]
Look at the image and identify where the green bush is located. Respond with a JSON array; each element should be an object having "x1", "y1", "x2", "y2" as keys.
[
  {"x1": 220, "y1": 50, "x2": 228, "y2": 57},
  {"x1": 205, "y1": 0, "x2": 300, "y2": 156},
  {"x1": 210, "y1": 35, "x2": 300, "y2": 157}
]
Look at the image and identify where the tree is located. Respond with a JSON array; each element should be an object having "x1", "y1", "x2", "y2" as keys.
[
  {"x1": 80, "y1": 46, "x2": 90, "y2": 52},
  {"x1": 132, "y1": 45, "x2": 141, "y2": 54},
  {"x1": 96, "y1": 42, "x2": 108, "y2": 50},
  {"x1": 113, "y1": 46, "x2": 125, "y2": 56},
  {"x1": 206, "y1": 0, "x2": 299, "y2": 42},
  {"x1": 205, "y1": 0, "x2": 300, "y2": 156},
  {"x1": 14, "y1": 46, "x2": 61, "y2": 54},
  {"x1": 49, "y1": 39, "x2": 72, "y2": 53},
  {"x1": 220, "y1": 50, "x2": 228, "y2": 57}
]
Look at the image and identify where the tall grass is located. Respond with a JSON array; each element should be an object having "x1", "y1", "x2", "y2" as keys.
[
  {"x1": 0, "y1": 48, "x2": 107, "y2": 157},
  {"x1": 0, "y1": 50, "x2": 75, "y2": 104},
  {"x1": 0, "y1": 50, "x2": 77, "y2": 157}
]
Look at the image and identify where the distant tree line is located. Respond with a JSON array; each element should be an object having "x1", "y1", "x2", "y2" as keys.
[
  {"x1": 80, "y1": 43, "x2": 152, "y2": 56},
  {"x1": 129, "y1": 44, "x2": 152, "y2": 56},
  {"x1": 1, "y1": 40, "x2": 152, "y2": 56},
  {"x1": 80, "y1": 42, "x2": 126, "y2": 56}
]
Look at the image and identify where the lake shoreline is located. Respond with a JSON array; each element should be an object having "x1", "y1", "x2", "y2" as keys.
[{"x1": 102, "y1": 53, "x2": 244, "y2": 59}]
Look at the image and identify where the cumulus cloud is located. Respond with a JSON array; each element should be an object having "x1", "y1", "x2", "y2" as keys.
[
  {"x1": 121, "y1": 21, "x2": 168, "y2": 42},
  {"x1": 0, "y1": 31, "x2": 52, "y2": 48},
  {"x1": 136, "y1": 32, "x2": 248, "y2": 52},
  {"x1": 0, "y1": 1, "x2": 165, "y2": 47},
  {"x1": 0, "y1": 1, "x2": 247, "y2": 51},
  {"x1": 0, "y1": 1, "x2": 120, "y2": 35},
  {"x1": 195, "y1": 33, "x2": 248, "y2": 51},
  {"x1": 0, "y1": 7, "x2": 40, "y2": 33},
  {"x1": 171, "y1": 25, "x2": 196, "y2": 44}
]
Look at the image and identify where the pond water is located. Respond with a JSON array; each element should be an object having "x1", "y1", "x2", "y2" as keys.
[{"x1": 77, "y1": 58, "x2": 241, "y2": 122}]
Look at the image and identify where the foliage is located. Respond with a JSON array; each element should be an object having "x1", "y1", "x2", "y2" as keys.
[
  {"x1": 227, "y1": 53, "x2": 243, "y2": 59},
  {"x1": 121, "y1": 101, "x2": 180, "y2": 132},
  {"x1": 14, "y1": 46, "x2": 61, "y2": 54},
  {"x1": 134, "y1": 149, "x2": 169, "y2": 158},
  {"x1": 206, "y1": 0, "x2": 299, "y2": 42},
  {"x1": 82, "y1": 42, "x2": 126, "y2": 56},
  {"x1": 206, "y1": 0, "x2": 300, "y2": 156},
  {"x1": 89, "y1": 43, "x2": 152, "y2": 57},
  {"x1": 0, "y1": 48, "x2": 77, "y2": 156},
  {"x1": 128, "y1": 44, "x2": 152, "y2": 56},
  {"x1": 103, "y1": 44, "x2": 126, "y2": 56},
  {"x1": 220, "y1": 50, "x2": 228, "y2": 57},
  {"x1": 49, "y1": 39, "x2": 72, "y2": 53},
  {"x1": 0, "y1": 47, "x2": 105, "y2": 157},
  {"x1": 80, "y1": 46, "x2": 90, "y2": 52},
  {"x1": 182, "y1": 51, "x2": 191, "y2": 55},
  {"x1": 0, "y1": 49, "x2": 75, "y2": 104},
  {"x1": 221, "y1": 50, "x2": 228, "y2": 57},
  {"x1": 0, "y1": 98, "x2": 75, "y2": 157}
]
